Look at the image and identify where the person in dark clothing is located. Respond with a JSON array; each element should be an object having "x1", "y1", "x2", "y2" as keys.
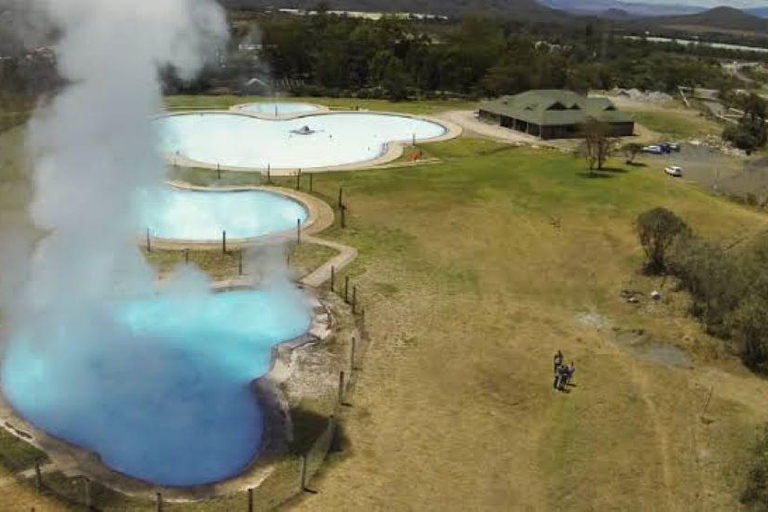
[
  {"x1": 553, "y1": 350, "x2": 564, "y2": 390},
  {"x1": 553, "y1": 350, "x2": 563, "y2": 373},
  {"x1": 558, "y1": 362, "x2": 576, "y2": 391},
  {"x1": 554, "y1": 364, "x2": 564, "y2": 390}
]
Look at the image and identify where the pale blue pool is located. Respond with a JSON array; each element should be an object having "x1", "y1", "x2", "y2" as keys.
[
  {"x1": 139, "y1": 188, "x2": 307, "y2": 241},
  {"x1": 1, "y1": 289, "x2": 311, "y2": 485},
  {"x1": 236, "y1": 102, "x2": 320, "y2": 116},
  {"x1": 156, "y1": 112, "x2": 447, "y2": 169}
]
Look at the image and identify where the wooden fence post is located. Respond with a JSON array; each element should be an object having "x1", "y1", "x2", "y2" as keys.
[
  {"x1": 34, "y1": 462, "x2": 41, "y2": 493},
  {"x1": 350, "y1": 336, "x2": 356, "y2": 372},
  {"x1": 338, "y1": 187, "x2": 343, "y2": 208},
  {"x1": 330, "y1": 266, "x2": 335, "y2": 292},
  {"x1": 296, "y1": 169, "x2": 301, "y2": 190},
  {"x1": 222, "y1": 230, "x2": 227, "y2": 254},
  {"x1": 247, "y1": 488, "x2": 254, "y2": 512},
  {"x1": 701, "y1": 385, "x2": 715, "y2": 418},
  {"x1": 155, "y1": 492, "x2": 163, "y2": 512},
  {"x1": 309, "y1": 173, "x2": 313, "y2": 192},
  {"x1": 84, "y1": 478, "x2": 92, "y2": 510},
  {"x1": 338, "y1": 370, "x2": 345, "y2": 406},
  {"x1": 297, "y1": 218, "x2": 301, "y2": 244},
  {"x1": 146, "y1": 228, "x2": 151, "y2": 253},
  {"x1": 299, "y1": 455, "x2": 308, "y2": 492},
  {"x1": 344, "y1": 276, "x2": 350, "y2": 303}
]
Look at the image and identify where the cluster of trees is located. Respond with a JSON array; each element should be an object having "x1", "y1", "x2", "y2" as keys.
[
  {"x1": 245, "y1": 12, "x2": 739, "y2": 99},
  {"x1": 637, "y1": 208, "x2": 768, "y2": 373},
  {"x1": 743, "y1": 425, "x2": 768, "y2": 510},
  {"x1": 722, "y1": 93, "x2": 768, "y2": 152}
]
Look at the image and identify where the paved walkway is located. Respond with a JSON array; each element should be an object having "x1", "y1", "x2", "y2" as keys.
[
  {"x1": 300, "y1": 236, "x2": 358, "y2": 288},
  {"x1": 437, "y1": 110, "x2": 555, "y2": 147}
]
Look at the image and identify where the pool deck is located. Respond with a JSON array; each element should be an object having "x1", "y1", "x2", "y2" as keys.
[
  {"x1": 160, "y1": 109, "x2": 463, "y2": 175},
  {"x1": 229, "y1": 103, "x2": 331, "y2": 118}
]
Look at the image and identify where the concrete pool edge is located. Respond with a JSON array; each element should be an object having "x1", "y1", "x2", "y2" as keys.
[
  {"x1": 229, "y1": 102, "x2": 330, "y2": 118},
  {"x1": 159, "y1": 109, "x2": 463, "y2": 174},
  {"x1": 0, "y1": 287, "x2": 355, "y2": 501},
  {"x1": 143, "y1": 183, "x2": 333, "y2": 250}
]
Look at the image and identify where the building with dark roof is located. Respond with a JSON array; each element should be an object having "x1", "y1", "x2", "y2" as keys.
[{"x1": 479, "y1": 90, "x2": 635, "y2": 140}]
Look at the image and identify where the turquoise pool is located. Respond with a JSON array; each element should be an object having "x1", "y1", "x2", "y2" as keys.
[
  {"x1": 139, "y1": 188, "x2": 308, "y2": 241},
  {"x1": 1, "y1": 288, "x2": 311, "y2": 485}
]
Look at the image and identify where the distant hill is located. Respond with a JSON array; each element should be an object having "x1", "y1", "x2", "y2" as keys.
[
  {"x1": 539, "y1": 0, "x2": 706, "y2": 17},
  {"x1": 221, "y1": 0, "x2": 566, "y2": 19},
  {"x1": 746, "y1": 7, "x2": 768, "y2": 19},
  {"x1": 651, "y1": 6, "x2": 768, "y2": 33}
]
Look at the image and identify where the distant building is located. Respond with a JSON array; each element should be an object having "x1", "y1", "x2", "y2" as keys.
[{"x1": 479, "y1": 90, "x2": 635, "y2": 140}]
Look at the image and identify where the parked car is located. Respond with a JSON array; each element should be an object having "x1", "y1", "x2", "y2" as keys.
[
  {"x1": 664, "y1": 165, "x2": 683, "y2": 177},
  {"x1": 642, "y1": 145, "x2": 664, "y2": 155}
]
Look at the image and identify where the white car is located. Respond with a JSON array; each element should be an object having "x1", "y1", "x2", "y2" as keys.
[
  {"x1": 664, "y1": 166, "x2": 683, "y2": 177},
  {"x1": 643, "y1": 145, "x2": 664, "y2": 155}
]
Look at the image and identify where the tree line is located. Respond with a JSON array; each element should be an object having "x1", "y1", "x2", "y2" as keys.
[{"x1": 241, "y1": 12, "x2": 742, "y2": 99}]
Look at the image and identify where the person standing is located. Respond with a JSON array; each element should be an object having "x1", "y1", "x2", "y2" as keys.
[
  {"x1": 559, "y1": 362, "x2": 576, "y2": 391},
  {"x1": 553, "y1": 350, "x2": 563, "y2": 373}
]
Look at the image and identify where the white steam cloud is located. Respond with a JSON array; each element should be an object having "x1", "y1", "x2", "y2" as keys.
[
  {"x1": 0, "y1": 0, "x2": 314, "y2": 486},
  {"x1": 20, "y1": 0, "x2": 227, "y2": 321}
]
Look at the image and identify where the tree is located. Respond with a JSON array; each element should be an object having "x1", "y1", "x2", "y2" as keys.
[
  {"x1": 636, "y1": 208, "x2": 691, "y2": 274},
  {"x1": 576, "y1": 118, "x2": 617, "y2": 173},
  {"x1": 742, "y1": 426, "x2": 768, "y2": 509},
  {"x1": 622, "y1": 143, "x2": 643, "y2": 165},
  {"x1": 724, "y1": 93, "x2": 768, "y2": 152}
]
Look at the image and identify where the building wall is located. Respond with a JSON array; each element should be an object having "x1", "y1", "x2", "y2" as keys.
[
  {"x1": 478, "y1": 109, "x2": 501, "y2": 124},
  {"x1": 607, "y1": 122, "x2": 635, "y2": 137}
]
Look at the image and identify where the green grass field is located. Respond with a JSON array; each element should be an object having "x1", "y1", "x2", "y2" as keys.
[
  {"x1": 165, "y1": 95, "x2": 476, "y2": 115},
  {"x1": 267, "y1": 139, "x2": 768, "y2": 511},
  {"x1": 631, "y1": 109, "x2": 724, "y2": 140}
]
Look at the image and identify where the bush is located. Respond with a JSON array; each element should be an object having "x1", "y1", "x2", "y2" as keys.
[
  {"x1": 668, "y1": 236, "x2": 746, "y2": 338},
  {"x1": 636, "y1": 208, "x2": 691, "y2": 274},
  {"x1": 724, "y1": 124, "x2": 760, "y2": 151},
  {"x1": 742, "y1": 426, "x2": 768, "y2": 510}
]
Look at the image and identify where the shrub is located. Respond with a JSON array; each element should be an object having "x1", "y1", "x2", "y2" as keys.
[
  {"x1": 636, "y1": 208, "x2": 691, "y2": 274},
  {"x1": 742, "y1": 426, "x2": 768, "y2": 510}
]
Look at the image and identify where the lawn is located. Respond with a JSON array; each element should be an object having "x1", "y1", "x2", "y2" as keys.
[
  {"x1": 143, "y1": 243, "x2": 339, "y2": 283},
  {"x1": 165, "y1": 95, "x2": 477, "y2": 116},
  {"x1": 630, "y1": 109, "x2": 723, "y2": 141},
  {"x1": 265, "y1": 140, "x2": 768, "y2": 511},
  {"x1": 3, "y1": 100, "x2": 768, "y2": 511}
]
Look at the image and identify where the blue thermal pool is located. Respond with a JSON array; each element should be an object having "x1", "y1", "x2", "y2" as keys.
[
  {"x1": 156, "y1": 112, "x2": 447, "y2": 169},
  {"x1": 235, "y1": 102, "x2": 321, "y2": 116},
  {"x1": 1, "y1": 288, "x2": 311, "y2": 486},
  {"x1": 139, "y1": 188, "x2": 308, "y2": 241}
]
